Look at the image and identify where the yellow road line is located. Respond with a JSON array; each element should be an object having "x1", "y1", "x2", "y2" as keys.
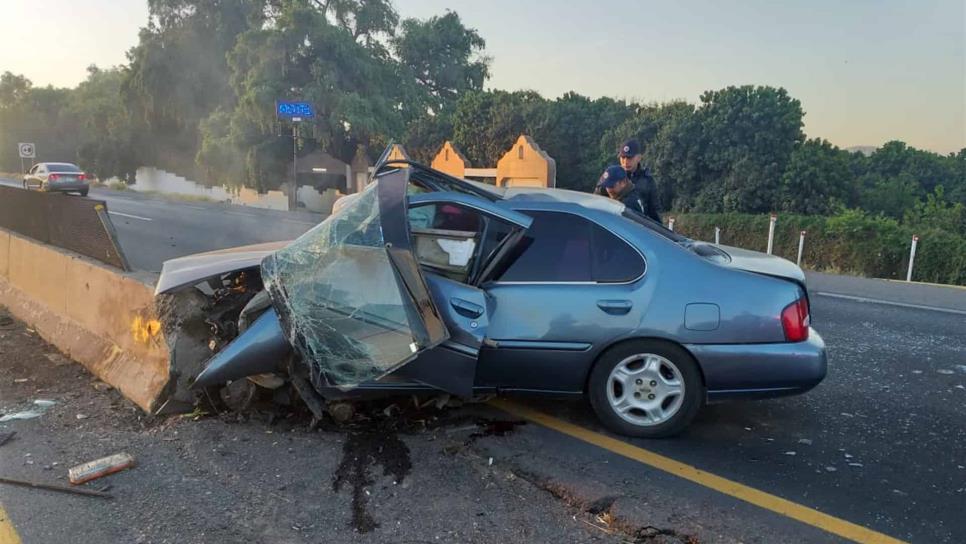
[
  {"x1": 0, "y1": 503, "x2": 22, "y2": 544},
  {"x1": 490, "y1": 399, "x2": 907, "y2": 544}
]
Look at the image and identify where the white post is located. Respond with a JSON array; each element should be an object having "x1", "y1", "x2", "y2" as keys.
[
  {"x1": 796, "y1": 230, "x2": 806, "y2": 266},
  {"x1": 767, "y1": 213, "x2": 777, "y2": 255},
  {"x1": 906, "y1": 235, "x2": 918, "y2": 282},
  {"x1": 668, "y1": 217, "x2": 675, "y2": 232},
  {"x1": 714, "y1": 227, "x2": 720, "y2": 245}
]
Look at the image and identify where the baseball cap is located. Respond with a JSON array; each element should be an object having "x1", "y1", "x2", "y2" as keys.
[
  {"x1": 598, "y1": 165, "x2": 628, "y2": 189},
  {"x1": 618, "y1": 139, "x2": 642, "y2": 158}
]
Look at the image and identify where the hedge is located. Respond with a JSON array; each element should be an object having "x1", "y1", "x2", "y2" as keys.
[{"x1": 672, "y1": 211, "x2": 966, "y2": 286}]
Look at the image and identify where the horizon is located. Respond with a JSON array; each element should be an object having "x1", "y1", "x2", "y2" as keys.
[{"x1": 0, "y1": 0, "x2": 962, "y2": 154}]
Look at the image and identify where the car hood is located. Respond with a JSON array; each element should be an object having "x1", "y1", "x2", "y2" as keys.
[
  {"x1": 716, "y1": 244, "x2": 806, "y2": 286},
  {"x1": 155, "y1": 241, "x2": 290, "y2": 295}
]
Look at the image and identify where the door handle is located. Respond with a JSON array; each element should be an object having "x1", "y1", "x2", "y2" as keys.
[
  {"x1": 451, "y1": 298, "x2": 484, "y2": 319},
  {"x1": 597, "y1": 300, "x2": 633, "y2": 315}
]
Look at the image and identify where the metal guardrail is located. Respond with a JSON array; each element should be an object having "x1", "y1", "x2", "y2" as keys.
[{"x1": 0, "y1": 186, "x2": 130, "y2": 270}]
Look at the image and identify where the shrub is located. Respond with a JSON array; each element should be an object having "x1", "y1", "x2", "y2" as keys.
[{"x1": 672, "y1": 210, "x2": 965, "y2": 285}]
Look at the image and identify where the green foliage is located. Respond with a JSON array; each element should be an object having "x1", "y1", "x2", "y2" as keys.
[
  {"x1": 0, "y1": 1, "x2": 963, "y2": 268},
  {"x1": 674, "y1": 210, "x2": 965, "y2": 285},
  {"x1": 393, "y1": 11, "x2": 489, "y2": 114}
]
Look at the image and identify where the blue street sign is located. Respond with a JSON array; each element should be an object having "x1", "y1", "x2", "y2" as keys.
[{"x1": 276, "y1": 101, "x2": 315, "y2": 119}]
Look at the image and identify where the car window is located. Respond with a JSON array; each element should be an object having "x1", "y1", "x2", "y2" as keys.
[
  {"x1": 409, "y1": 203, "x2": 483, "y2": 282},
  {"x1": 591, "y1": 222, "x2": 646, "y2": 282},
  {"x1": 497, "y1": 211, "x2": 644, "y2": 283},
  {"x1": 49, "y1": 163, "x2": 80, "y2": 172},
  {"x1": 28, "y1": 165, "x2": 37, "y2": 174}
]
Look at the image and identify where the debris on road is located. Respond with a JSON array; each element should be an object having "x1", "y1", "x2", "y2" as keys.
[
  {"x1": 68, "y1": 452, "x2": 136, "y2": 485},
  {"x1": 0, "y1": 399, "x2": 57, "y2": 422},
  {"x1": 0, "y1": 476, "x2": 113, "y2": 499},
  {"x1": 797, "y1": 438, "x2": 812, "y2": 445}
]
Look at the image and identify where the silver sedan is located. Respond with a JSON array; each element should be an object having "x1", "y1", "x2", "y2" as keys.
[{"x1": 23, "y1": 162, "x2": 90, "y2": 196}]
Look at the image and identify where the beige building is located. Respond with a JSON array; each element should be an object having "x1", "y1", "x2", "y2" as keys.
[{"x1": 495, "y1": 135, "x2": 556, "y2": 188}]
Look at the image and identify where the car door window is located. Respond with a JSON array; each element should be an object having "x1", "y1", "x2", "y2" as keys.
[
  {"x1": 497, "y1": 211, "x2": 644, "y2": 283},
  {"x1": 591, "y1": 222, "x2": 646, "y2": 282},
  {"x1": 409, "y1": 203, "x2": 483, "y2": 283}
]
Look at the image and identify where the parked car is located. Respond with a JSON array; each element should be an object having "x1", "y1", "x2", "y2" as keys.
[
  {"x1": 155, "y1": 160, "x2": 826, "y2": 438},
  {"x1": 23, "y1": 162, "x2": 89, "y2": 196}
]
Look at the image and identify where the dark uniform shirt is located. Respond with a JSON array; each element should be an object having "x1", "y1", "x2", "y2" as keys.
[
  {"x1": 595, "y1": 167, "x2": 662, "y2": 224},
  {"x1": 625, "y1": 166, "x2": 662, "y2": 224}
]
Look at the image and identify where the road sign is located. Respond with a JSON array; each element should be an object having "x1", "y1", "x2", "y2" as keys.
[
  {"x1": 18, "y1": 143, "x2": 35, "y2": 158},
  {"x1": 276, "y1": 101, "x2": 315, "y2": 119}
]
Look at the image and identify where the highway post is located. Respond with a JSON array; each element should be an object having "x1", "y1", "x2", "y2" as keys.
[
  {"x1": 767, "y1": 213, "x2": 777, "y2": 255},
  {"x1": 906, "y1": 235, "x2": 919, "y2": 282}
]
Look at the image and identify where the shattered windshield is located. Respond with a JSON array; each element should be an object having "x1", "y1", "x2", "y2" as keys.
[{"x1": 261, "y1": 181, "x2": 442, "y2": 389}]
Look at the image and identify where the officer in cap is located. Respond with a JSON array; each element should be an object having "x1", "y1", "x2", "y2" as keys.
[
  {"x1": 615, "y1": 138, "x2": 662, "y2": 223},
  {"x1": 596, "y1": 165, "x2": 650, "y2": 217}
]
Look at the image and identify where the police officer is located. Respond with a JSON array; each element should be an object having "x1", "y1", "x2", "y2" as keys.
[
  {"x1": 614, "y1": 138, "x2": 662, "y2": 223},
  {"x1": 596, "y1": 165, "x2": 651, "y2": 217}
]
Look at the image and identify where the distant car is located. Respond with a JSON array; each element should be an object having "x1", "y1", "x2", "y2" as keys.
[
  {"x1": 156, "y1": 160, "x2": 827, "y2": 438},
  {"x1": 23, "y1": 162, "x2": 89, "y2": 196}
]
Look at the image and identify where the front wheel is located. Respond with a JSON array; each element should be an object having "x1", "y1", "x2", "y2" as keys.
[{"x1": 588, "y1": 340, "x2": 704, "y2": 438}]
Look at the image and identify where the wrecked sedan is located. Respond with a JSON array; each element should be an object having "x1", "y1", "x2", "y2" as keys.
[{"x1": 155, "y1": 161, "x2": 826, "y2": 438}]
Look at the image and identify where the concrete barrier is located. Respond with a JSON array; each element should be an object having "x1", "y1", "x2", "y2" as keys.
[{"x1": 0, "y1": 228, "x2": 170, "y2": 413}]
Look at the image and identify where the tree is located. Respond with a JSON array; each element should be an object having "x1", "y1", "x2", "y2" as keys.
[
  {"x1": 123, "y1": 0, "x2": 266, "y2": 170},
  {"x1": 689, "y1": 86, "x2": 804, "y2": 213},
  {"x1": 393, "y1": 11, "x2": 489, "y2": 115},
  {"x1": 451, "y1": 90, "x2": 546, "y2": 167},
  {"x1": 778, "y1": 138, "x2": 855, "y2": 214}
]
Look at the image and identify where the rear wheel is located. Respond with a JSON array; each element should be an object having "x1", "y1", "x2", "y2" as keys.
[
  {"x1": 79, "y1": 189, "x2": 89, "y2": 197},
  {"x1": 588, "y1": 340, "x2": 703, "y2": 438}
]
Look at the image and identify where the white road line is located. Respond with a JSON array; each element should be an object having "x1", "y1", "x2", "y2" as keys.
[
  {"x1": 814, "y1": 291, "x2": 966, "y2": 316},
  {"x1": 108, "y1": 211, "x2": 153, "y2": 222}
]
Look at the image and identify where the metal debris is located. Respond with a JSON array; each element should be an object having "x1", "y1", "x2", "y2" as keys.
[
  {"x1": 0, "y1": 476, "x2": 112, "y2": 499},
  {"x1": 0, "y1": 399, "x2": 57, "y2": 422}
]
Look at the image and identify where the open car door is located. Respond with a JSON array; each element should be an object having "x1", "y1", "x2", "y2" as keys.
[
  {"x1": 391, "y1": 191, "x2": 532, "y2": 396},
  {"x1": 261, "y1": 166, "x2": 530, "y2": 396}
]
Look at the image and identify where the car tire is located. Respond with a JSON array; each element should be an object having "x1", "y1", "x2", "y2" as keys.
[
  {"x1": 79, "y1": 189, "x2": 89, "y2": 197},
  {"x1": 588, "y1": 340, "x2": 704, "y2": 438}
]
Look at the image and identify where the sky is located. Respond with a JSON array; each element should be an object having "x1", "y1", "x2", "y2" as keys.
[{"x1": 0, "y1": 0, "x2": 963, "y2": 154}]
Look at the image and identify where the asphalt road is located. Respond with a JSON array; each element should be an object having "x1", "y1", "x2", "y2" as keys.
[{"x1": 1, "y1": 177, "x2": 965, "y2": 542}]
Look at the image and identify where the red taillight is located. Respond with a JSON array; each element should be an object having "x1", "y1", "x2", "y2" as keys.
[
  {"x1": 49, "y1": 173, "x2": 59, "y2": 181},
  {"x1": 781, "y1": 296, "x2": 810, "y2": 342},
  {"x1": 78, "y1": 173, "x2": 86, "y2": 181}
]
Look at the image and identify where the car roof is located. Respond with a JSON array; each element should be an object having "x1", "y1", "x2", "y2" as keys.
[{"x1": 464, "y1": 180, "x2": 625, "y2": 214}]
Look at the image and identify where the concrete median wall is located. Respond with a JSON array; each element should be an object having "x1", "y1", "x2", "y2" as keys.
[{"x1": 0, "y1": 228, "x2": 170, "y2": 412}]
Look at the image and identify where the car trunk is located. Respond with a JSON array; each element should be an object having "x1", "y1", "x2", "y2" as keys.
[{"x1": 713, "y1": 244, "x2": 807, "y2": 289}]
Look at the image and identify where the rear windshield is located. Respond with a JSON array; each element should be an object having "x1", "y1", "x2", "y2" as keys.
[
  {"x1": 622, "y1": 208, "x2": 691, "y2": 243},
  {"x1": 48, "y1": 164, "x2": 81, "y2": 172}
]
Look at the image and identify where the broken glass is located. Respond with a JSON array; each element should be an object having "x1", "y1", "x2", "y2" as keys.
[{"x1": 261, "y1": 181, "x2": 444, "y2": 389}]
